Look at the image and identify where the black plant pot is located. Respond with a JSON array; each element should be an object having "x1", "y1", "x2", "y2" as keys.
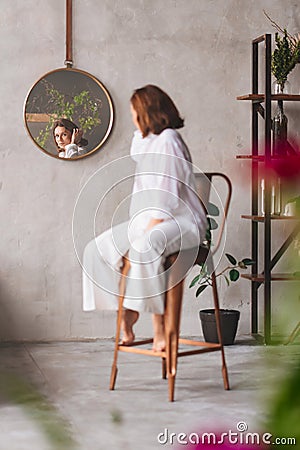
[{"x1": 199, "y1": 309, "x2": 240, "y2": 346}]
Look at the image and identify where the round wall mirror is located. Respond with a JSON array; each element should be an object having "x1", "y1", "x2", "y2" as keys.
[{"x1": 24, "y1": 67, "x2": 114, "y2": 160}]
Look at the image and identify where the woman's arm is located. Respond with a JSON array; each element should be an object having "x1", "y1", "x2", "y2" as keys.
[
  {"x1": 64, "y1": 143, "x2": 80, "y2": 158},
  {"x1": 63, "y1": 128, "x2": 85, "y2": 158}
]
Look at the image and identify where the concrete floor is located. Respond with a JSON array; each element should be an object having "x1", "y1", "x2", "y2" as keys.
[{"x1": 0, "y1": 337, "x2": 299, "y2": 450}]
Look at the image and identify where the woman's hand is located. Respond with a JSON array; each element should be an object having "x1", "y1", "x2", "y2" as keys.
[{"x1": 71, "y1": 128, "x2": 83, "y2": 145}]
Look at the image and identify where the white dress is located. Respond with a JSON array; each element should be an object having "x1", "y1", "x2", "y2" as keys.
[
  {"x1": 58, "y1": 144, "x2": 88, "y2": 158},
  {"x1": 82, "y1": 128, "x2": 207, "y2": 314}
]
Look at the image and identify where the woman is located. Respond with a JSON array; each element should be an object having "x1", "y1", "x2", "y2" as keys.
[
  {"x1": 83, "y1": 85, "x2": 207, "y2": 351},
  {"x1": 52, "y1": 118, "x2": 88, "y2": 158}
]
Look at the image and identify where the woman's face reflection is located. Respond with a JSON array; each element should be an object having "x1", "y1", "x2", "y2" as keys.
[{"x1": 54, "y1": 126, "x2": 72, "y2": 150}]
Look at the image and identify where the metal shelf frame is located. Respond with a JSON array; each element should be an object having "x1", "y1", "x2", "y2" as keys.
[{"x1": 238, "y1": 34, "x2": 300, "y2": 344}]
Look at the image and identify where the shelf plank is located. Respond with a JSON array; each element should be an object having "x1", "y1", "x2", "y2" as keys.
[
  {"x1": 241, "y1": 214, "x2": 300, "y2": 222},
  {"x1": 25, "y1": 113, "x2": 52, "y2": 123},
  {"x1": 236, "y1": 155, "x2": 265, "y2": 161},
  {"x1": 236, "y1": 154, "x2": 300, "y2": 161},
  {"x1": 237, "y1": 94, "x2": 300, "y2": 101},
  {"x1": 241, "y1": 273, "x2": 300, "y2": 282},
  {"x1": 237, "y1": 94, "x2": 264, "y2": 101}
]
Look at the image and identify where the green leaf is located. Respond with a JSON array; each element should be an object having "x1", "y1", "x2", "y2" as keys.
[
  {"x1": 286, "y1": 195, "x2": 300, "y2": 204},
  {"x1": 271, "y1": 30, "x2": 299, "y2": 86},
  {"x1": 205, "y1": 228, "x2": 212, "y2": 243},
  {"x1": 229, "y1": 269, "x2": 240, "y2": 282},
  {"x1": 224, "y1": 275, "x2": 230, "y2": 286},
  {"x1": 196, "y1": 284, "x2": 208, "y2": 297},
  {"x1": 241, "y1": 258, "x2": 255, "y2": 266},
  {"x1": 199, "y1": 264, "x2": 209, "y2": 277},
  {"x1": 189, "y1": 274, "x2": 201, "y2": 288},
  {"x1": 207, "y1": 217, "x2": 218, "y2": 230},
  {"x1": 207, "y1": 202, "x2": 219, "y2": 216},
  {"x1": 225, "y1": 253, "x2": 237, "y2": 265}
]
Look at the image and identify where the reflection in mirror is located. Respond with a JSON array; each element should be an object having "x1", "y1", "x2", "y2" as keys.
[{"x1": 24, "y1": 68, "x2": 114, "y2": 159}]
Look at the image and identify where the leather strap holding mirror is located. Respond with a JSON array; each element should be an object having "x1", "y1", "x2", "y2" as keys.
[{"x1": 24, "y1": 0, "x2": 114, "y2": 160}]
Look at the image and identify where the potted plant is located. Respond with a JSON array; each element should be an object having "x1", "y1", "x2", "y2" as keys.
[
  {"x1": 271, "y1": 30, "x2": 300, "y2": 93},
  {"x1": 264, "y1": 11, "x2": 300, "y2": 93},
  {"x1": 189, "y1": 253, "x2": 254, "y2": 345}
]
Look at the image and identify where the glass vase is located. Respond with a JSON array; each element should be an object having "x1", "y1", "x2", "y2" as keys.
[
  {"x1": 272, "y1": 100, "x2": 288, "y2": 156},
  {"x1": 272, "y1": 80, "x2": 291, "y2": 94},
  {"x1": 260, "y1": 178, "x2": 282, "y2": 216}
]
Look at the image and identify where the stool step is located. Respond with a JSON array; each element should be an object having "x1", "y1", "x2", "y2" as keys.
[
  {"x1": 178, "y1": 346, "x2": 222, "y2": 357},
  {"x1": 118, "y1": 346, "x2": 165, "y2": 357},
  {"x1": 118, "y1": 338, "x2": 153, "y2": 347},
  {"x1": 179, "y1": 338, "x2": 222, "y2": 348},
  {"x1": 117, "y1": 338, "x2": 222, "y2": 359}
]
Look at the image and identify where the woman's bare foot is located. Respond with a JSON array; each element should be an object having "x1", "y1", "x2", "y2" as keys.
[
  {"x1": 121, "y1": 309, "x2": 139, "y2": 345},
  {"x1": 152, "y1": 314, "x2": 166, "y2": 351}
]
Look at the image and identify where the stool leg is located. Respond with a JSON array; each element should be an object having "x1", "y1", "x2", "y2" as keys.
[
  {"x1": 164, "y1": 279, "x2": 184, "y2": 401},
  {"x1": 162, "y1": 358, "x2": 167, "y2": 380},
  {"x1": 211, "y1": 271, "x2": 230, "y2": 390},
  {"x1": 110, "y1": 258, "x2": 130, "y2": 390}
]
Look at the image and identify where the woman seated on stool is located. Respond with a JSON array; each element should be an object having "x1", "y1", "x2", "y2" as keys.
[{"x1": 82, "y1": 85, "x2": 207, "y2": 351}]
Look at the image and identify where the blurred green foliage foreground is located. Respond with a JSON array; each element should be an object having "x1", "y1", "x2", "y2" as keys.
[{"x1": 0, "y1": 372, "x2": 76, "y2": 450}]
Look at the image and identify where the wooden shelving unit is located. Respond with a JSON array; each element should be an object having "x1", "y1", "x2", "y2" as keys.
[
  {"x1": 241, "y1": 273, "x2": 300, "y2": 282},
  {"x1": 237, "y1": 94, "x2": 300, "y2": 101},
  {"x1": 241, "y1": 215, "x2": 299, "y2": 222},
  {"x1": 237, "y1": 34, "x2": 300, "y2": 344}
]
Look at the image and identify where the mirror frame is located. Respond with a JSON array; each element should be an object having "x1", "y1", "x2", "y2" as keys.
[{"x1": 24, "y1": 67, "x2": 114, "y2": 160}]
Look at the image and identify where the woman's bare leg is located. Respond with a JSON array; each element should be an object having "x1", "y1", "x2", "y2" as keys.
[
  {"x1": 121, "y1": 309, "x2": 139, "y2": 345},
  {"x1": 152, "y1": 314, "x2": 166, "y2": 351}
]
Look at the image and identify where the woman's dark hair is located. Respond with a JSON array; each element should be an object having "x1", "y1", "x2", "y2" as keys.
[
  {"x1": 52, "y1": 118, "x2": 88, "y2": 148},
  {"x1": 130, "y1": 85, "x2": 184, "y2": 138}
]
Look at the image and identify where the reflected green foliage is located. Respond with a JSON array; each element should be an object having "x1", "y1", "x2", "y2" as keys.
[{"x1": 35, "y1": 80, "x2": 102, "y2": 149}]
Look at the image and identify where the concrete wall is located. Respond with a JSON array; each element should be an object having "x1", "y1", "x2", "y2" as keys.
[{"x1": 1, "y1": 0, "x2": 299, "y2": 341}]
